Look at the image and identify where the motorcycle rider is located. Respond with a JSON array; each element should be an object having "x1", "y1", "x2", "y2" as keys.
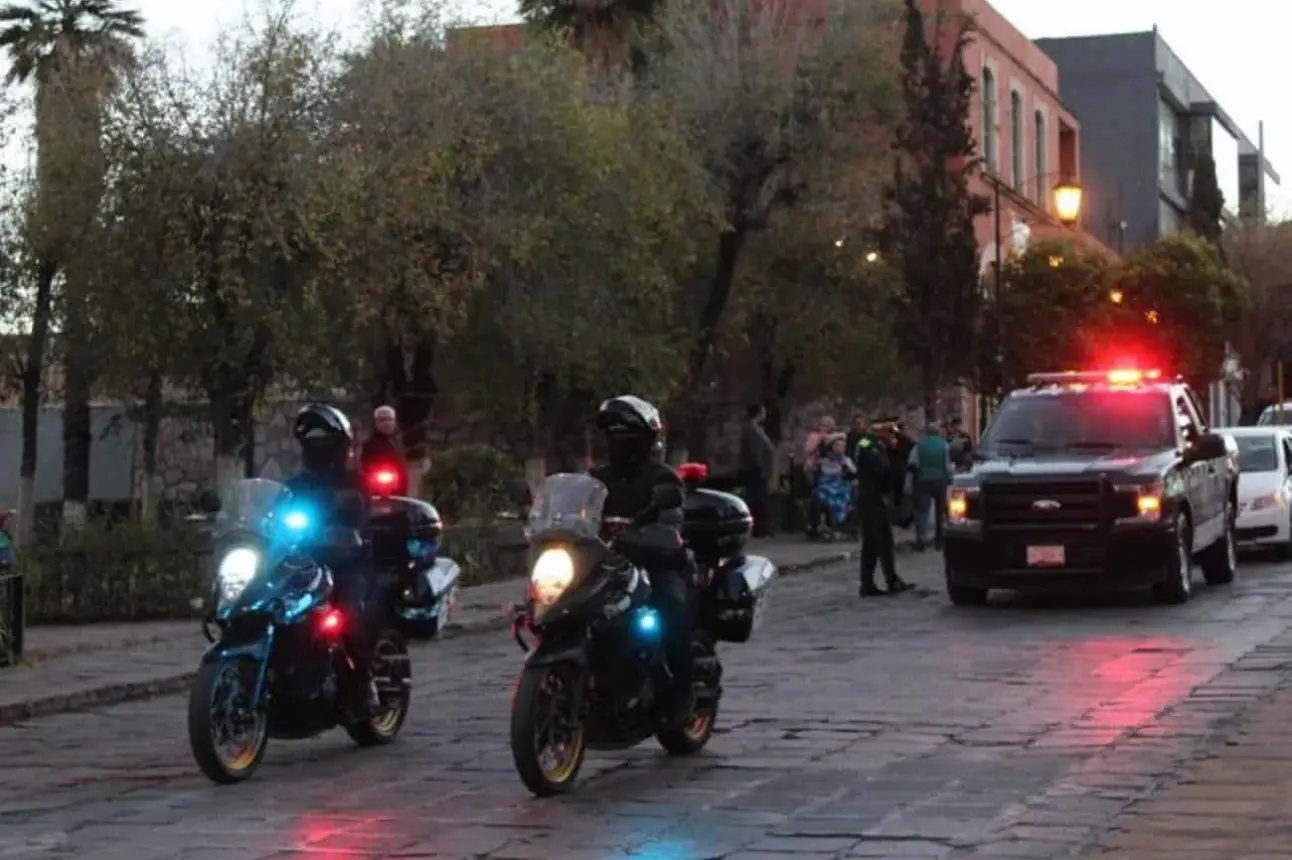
[
  {"x1": 284, "y1": 403, "x2": 381, "y2": 713},
  {"x1": 589, "y1": 395, "x2": 695, "y2": 726}
]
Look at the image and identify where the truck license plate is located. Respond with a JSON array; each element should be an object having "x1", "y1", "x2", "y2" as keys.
[{"x1": 1026, "y1": 545, "x2": 1064, "y2": 566}]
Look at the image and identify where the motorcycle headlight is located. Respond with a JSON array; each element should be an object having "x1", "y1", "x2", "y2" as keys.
[
  {"x1": 217, "y1": 547, "x2": 259, "y2": 602},
  {"x1": 531, "y1": 548, "x2": 575, "y2": 607}
]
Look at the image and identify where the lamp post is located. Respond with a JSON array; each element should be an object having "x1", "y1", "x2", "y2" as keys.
[{"x1": 983, "y1": 171, "x2": 1083, "y2": 390}]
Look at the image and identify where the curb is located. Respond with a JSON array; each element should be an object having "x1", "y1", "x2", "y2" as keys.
[{"x1": 0, "y1": 548, "x2": 871, "y2": 727}]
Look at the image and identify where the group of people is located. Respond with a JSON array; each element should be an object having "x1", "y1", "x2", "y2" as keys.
[{"x1": 738, "y1": 406, "x2": 975, "y2": 597}]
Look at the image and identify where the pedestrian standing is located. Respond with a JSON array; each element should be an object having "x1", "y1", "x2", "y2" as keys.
[
  {"x1": 739, "y1": 403, "x2": 776, "y2": 537},
  {"x1": 801, "y1": 415, "x2": 835, "y2": 480},
  {"x1": 359, "y1": 405, "x2": 410, "y2": 496},
  {"x1": 854, "y1": 420, "x2": 912, "y2": 597},
  {"x1": 908, "y1": 422, "x2": 952, "y2": 551},
  {"x1": 947, "y1": 416, "x2": 974, "y2": 471},
  {"x1": 844, "y1": 414, "x2": 867, "y2": 469}
]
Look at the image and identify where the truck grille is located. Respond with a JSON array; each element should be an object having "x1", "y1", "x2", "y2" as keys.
[{"x1": 982, "y1": 479, "x2": 1106, "y2": 526}]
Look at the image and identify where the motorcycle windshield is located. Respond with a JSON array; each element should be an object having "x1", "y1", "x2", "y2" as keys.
[{"x1": 525, "y1": 473, "x2": 609, "y2": 543}]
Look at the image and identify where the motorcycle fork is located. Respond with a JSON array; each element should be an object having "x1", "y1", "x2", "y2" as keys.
[{"x1": 250, "y1": 623, "x2": 277, "y2": 710}]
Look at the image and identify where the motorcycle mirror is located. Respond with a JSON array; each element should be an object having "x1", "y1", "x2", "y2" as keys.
[
  {"x1": 495, "y1": 522, "x2": 530, "y2": 552},
  {"x1": 195, "y1": 490, "x2": 221, "y2": 515}
]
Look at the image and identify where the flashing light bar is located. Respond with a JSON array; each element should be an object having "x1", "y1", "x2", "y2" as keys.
[{"x1": 1027, "y1": 369, "x2": 1163, "y2": 386}]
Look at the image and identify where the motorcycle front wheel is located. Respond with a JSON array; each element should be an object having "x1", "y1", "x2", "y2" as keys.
[
  {"x1": 346, "y1": 628, "x2": 412, "y2": 746},
  {"x1": 187, "y1": 657, "x2": 269, "y2": 784},
  {"x1": 509, "y1": 664, "x2": 586, "y2": 797}
]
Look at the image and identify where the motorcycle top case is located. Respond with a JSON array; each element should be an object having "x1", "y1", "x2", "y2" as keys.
[
  {"x1": 369, "y1": 496, "x2": 443, "y2": 564},
  {"x1": 706, "y1": 554, "x2": 775, "y2": 643},
  {"x1": 682, "y1": 487, "x2": 753, "y2": 564}
]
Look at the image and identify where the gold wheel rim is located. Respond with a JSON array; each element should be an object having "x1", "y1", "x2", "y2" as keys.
[
  {"x1": 368, "y1": 638, "x2": 406, "y2": 736},
  {"x1": 684, "y1": 711, "x2": 712, "y2": 742},
  {"x1": 211, "y1": 663, "x2": 265, "y2": 773},
  {"x1": 538, "y1": 723, "x2": 584, "y2": 784}
]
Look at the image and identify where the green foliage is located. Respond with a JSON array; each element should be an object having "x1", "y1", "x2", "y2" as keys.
[
  {"x1": 423, "y1": 444, "x2": 525, "y2": 521},
  {"x1": 20, "y1": 519, "x2": 205, "y2": 622},
  {"x1": 1188, "y1": 152, "x2": 1226, "y2": 248},
  {"x1": 1109, "y1": 233, "x2": 1249, "y2": 384},
  {"x1": 985, "y1": 240, "x2": 1114, "y2": 390},
  {"x1": 882, "y1": 0, "x2": 989, "y2": 416}
]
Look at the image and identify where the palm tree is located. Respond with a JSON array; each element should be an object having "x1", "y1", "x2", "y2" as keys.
[{"x1": 0, "y1": 0, "x2": 144, "y2": 531}]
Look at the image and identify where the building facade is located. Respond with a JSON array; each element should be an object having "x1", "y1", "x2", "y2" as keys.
[
  {"x1": 935, "y1": 0, "x2": 1110, "y2": 277},
  {"x1": 1037, "y1": 28, "x2": 1280, "y2": 254}
]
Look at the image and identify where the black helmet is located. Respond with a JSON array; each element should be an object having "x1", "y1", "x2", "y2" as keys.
[
  {"x1": 293, "y1": 403, "x2": 354, "y2": 474},
  {"x1": 596, "y1": 395, "x2": 663, "y2": 467}
]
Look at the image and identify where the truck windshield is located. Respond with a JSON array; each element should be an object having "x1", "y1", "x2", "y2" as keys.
[{"x1": 982, "y1": 391, "x2": 1174, "y2": 453}]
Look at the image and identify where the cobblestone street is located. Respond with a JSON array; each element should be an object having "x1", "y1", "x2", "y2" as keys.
[{"x1": 4, "y1": 551, "x2": 1292, "y2": 859}]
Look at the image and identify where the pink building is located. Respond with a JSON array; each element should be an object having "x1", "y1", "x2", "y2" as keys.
[{"x1": 928, "y1": 0, "x2": 1115, "y2": 270}]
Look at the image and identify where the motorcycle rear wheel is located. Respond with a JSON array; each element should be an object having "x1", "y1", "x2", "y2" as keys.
[
  {"x1": 657, "y1": 636, "x2": 719, "y2": 755},
  {"x1": 510, "y1": 665, "x2": 586, "y2": 797},
  {"x1": 346, "y1": 629, "x2": 412, "y2": 746},
  {"x1": 187, "y1": 657, "x2": 268, "y2": 784}
]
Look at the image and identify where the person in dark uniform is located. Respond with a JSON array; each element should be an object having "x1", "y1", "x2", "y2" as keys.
[
  {"x1": 854, "y1": 419, "x2": 913, "y2": 597},
  {"x1": 588, "y1": 395, "x2": 695, "y2": 725}
]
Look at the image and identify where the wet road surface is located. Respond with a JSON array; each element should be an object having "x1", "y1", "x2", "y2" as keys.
[{"x1": 4, "y1": 553, "x2": 1292, "y2": 859}]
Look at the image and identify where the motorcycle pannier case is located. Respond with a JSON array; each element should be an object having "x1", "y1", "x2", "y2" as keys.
[
  {"x1": 369, "y1": 497, "x2": 443, "y2": 565},
  {"x1": 682, "y1": 488, "x2": 753, "y2": 564},
  {"x1": 706, "y1": 554, "x2": 776, "y2": 643}
]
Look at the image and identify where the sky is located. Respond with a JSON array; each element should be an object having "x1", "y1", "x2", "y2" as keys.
[{"x1": 9, "y1": 0, "x2": 1290, "y2": 216}]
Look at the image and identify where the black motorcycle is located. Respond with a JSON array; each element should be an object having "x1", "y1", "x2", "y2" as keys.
[
  {"x1": 505, "y1": 469, "x2": 775, "y2": 796},
  {"x1": 187, "y1": 478, "x2": 412, "y2": 784}
]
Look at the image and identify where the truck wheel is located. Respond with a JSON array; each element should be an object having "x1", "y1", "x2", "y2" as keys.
[
  {"x1": 1152, "y1": 513, "x2": 1193, "y2": 604},
  {"x1": 1200, "y1": 502, "x2": 1237, "y2": 585},
  {"x1": 945, "y1": 564, "x2": 987, "y2": 606}
]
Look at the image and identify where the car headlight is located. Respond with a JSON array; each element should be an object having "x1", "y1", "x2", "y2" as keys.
[
  {"x1": 531, "y1": 548, "x2": 575, "y2": 607},
  {"x1": 1251, "y1": 490, "x2": 1284, "y2": 511},
  {"x1": 217, "y1": 547, "x2": 259, "y2": 602}
]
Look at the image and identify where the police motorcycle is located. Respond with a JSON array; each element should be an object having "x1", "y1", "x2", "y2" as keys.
[
  {"x1": 504, "y1": 467, "x2": 776, "y2": 797},
  {"x1": 364, "y1": 466, "x2": 461, "y2": 640},
  {"x1": 187, "y1": 478, "x2": 412, "y2": 784}
]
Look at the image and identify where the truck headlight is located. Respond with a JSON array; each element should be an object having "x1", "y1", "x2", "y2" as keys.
[
  {"x1": 217, "y1": 547, "x2": 259, "y2": 602},
  {"x1": 1251, "y1": 490, "x2": 1284, "y2": 511},
  {"x1": 1135, "y1": 483, "x2": 1164, "y2": 522},
  {"x1": 531, "y1": 548, "x2": 575, "y2": 607},
  {"x1": 947, "y1": 487, "x2": 978, "y2": 523}
]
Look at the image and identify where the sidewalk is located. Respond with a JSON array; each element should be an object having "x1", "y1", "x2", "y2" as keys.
[
  {"x1": 1092, "y1": 682, "x2": 1292, "y2": 859},
  {"x1": 0, "y1": 534, "x2": 911, "y2": 726}
]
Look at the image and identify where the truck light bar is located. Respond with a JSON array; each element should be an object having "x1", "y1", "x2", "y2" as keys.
[{"x1": 1027, "y1": 369, "x2": 1163, "y2": 386}]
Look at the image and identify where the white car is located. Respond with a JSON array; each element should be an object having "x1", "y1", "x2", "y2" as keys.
[{"x1": 1220, "y1": 426, "x2": 1292, "y2": 556}]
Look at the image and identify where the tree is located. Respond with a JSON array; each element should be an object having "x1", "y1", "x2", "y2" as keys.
[
  {"x1": 1188, "y1": 150, "x2": 1225, "y2": 248},
  {"x1": 518, "y1": 0, "x2": 664, "y2": 71},
  {"x1": 650, "y1": 0, "x2": 901, "y2": 457},
  {"x1": 1109, "y1": 233, "x2": 1249, "y2": 387},
  {"x1": 881, "y1": 0, "x2": 989, "y2": 418},
  {"x1": 980, "y1": 240, "x2": 1114, "y2": 391},
  {"x1": 1223, "y1": 218, "x2": 1292, "y2": 413},
  {"x1": 0, "y1": 0, "x2": 146, "y2": 527}
]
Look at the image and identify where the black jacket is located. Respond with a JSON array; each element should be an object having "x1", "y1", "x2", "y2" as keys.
[
  {"x1": 284, "y1": 468, "x2": 370, "y2": 534},
  {"x1": 590, "y1": 460, "x2": 684, "y2": 524},
  {"x1": 853, "y1": 433, "x2": 894, "y2": 512}
]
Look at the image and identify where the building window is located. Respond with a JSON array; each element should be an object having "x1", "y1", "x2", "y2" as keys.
[
  {"x1": 981, "y1": 66, "x2": 997, "y2": 171},
  {"x1": 1033, "y1": 110, "x2": 1046, "y2": 206},
  {"x1": 1010, "y1": 90, "x2": 1023, "y2": 191},
  {"x1": 1158, "y1": 100, "x2": 1184, "y2": 196}
]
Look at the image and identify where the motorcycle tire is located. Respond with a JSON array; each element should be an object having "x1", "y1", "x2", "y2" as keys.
[
  {"x1": 187, "y1": 657, "x2": 269, "y2": 785},
  {"x1": 510, "y1": 665, "x2": 586, "y2": 797},
  {"x1": 345, "y1": 629, "x2": 412, "y2": 747},
  {"x1": 657, "y1": 636, "x2": 719, "y2": 755}
]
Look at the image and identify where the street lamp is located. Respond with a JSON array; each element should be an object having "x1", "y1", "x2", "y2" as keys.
[{"x1": 984, "y1": 171, "x2": 1085, "y2": 389}]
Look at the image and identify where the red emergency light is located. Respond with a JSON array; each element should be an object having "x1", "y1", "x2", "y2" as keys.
[
  {"x1": 368, "y1": 468, "x2": 398, "y2": 493},
  {"x1": 317, "y1": 607, "x2": 344, "y2": 634},
  {"x1": 677, "y1": 462, "x2": 708, "y2": 484},
  {"x1": 1106, "y1": 368, "x2": 1161, "y2": 385}
]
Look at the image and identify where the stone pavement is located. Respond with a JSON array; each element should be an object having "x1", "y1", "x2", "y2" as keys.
[
  {"x1": 1, "y1": 536, "x2": 903, "y2": 726},
  {"x1": 2, "y1": 551, "x2": 1292, "y2": 858},
  {"x1": 1088, "y1": 653, "x2": 1292, "y2": 860}
]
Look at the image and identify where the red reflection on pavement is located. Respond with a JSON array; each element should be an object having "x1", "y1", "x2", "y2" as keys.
[{"x1": 1039, "y1": 636, "x2": 1203, "y2": 735}]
